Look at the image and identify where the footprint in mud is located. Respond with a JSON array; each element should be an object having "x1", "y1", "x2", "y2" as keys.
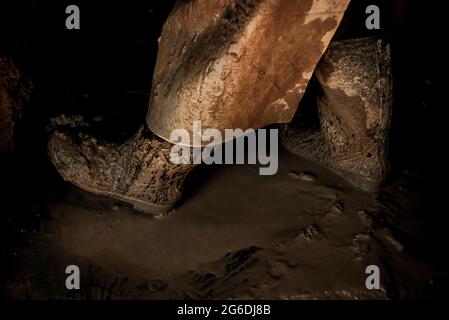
[
  {"x1": 323, "y1": 201, "x2": 345, "y2": 220},
  {"x1": 220, "y1": 246, "x2": 259, "y2": 272},
  {"x1": 295, "y1": 225, "x2": 327, "y2": 241},
  {"x1": 299, "y1": 185, "x2": 346, "y2": 219}
]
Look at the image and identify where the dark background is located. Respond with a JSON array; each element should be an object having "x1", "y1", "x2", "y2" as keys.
[{"x1": 0, "y1": 0, "x2": 440, "y2": 173}]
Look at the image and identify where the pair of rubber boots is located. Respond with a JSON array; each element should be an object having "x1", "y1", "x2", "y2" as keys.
[{"x1": 48, "y1": 36, "x2": 392, "y2": 216}]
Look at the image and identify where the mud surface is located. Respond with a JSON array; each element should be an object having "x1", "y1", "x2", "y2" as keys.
[{"x1": 2, "y1": 146, "x2": 438, "y2": 299}]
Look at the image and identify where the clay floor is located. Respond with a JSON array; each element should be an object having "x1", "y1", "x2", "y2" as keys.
[{"x1": 2, "y1": 144, "x2": 440, "y2": 299}]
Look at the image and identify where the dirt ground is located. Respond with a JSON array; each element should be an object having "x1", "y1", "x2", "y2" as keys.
[{"x1": 2, "y1": 145, "x2": 438, "y2": 299}]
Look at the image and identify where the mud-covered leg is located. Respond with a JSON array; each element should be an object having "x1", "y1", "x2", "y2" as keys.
[
  {"x1": 282, "y1": 37, "x2": 393, "y2": 192},
  {"x1": 48, "y1": 0, "x2": 351, "y2": 215},
  {"x1": 147, "y1": 0, "x2": 350, "y2": 142}
]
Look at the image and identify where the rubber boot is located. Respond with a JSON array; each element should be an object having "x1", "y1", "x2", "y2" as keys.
[
  {"x1": 281, "y1": 37, "x2": 393, "y2": 192},
  {"x1": 48, "y1": 125, "x2": 195, "y2": 216}
]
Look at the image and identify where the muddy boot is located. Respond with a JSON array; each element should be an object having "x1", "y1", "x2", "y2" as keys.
[
  {"x1": 146, "y1": 0, "x2": 351, "y2": 143},
  {"x1": 48, "y1": 125, "x2": 195, "y2": 216},
  {"x1": 281, "y1": 37, "x2": 393, "y2": 192}
]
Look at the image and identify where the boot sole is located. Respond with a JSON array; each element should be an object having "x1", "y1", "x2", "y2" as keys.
[
  {"x1": 58, "y1": 171, "x2": 174, "y2": 217},
  {"x1": 281, "y1": 143, "x2": 381, "y2": 193}
]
